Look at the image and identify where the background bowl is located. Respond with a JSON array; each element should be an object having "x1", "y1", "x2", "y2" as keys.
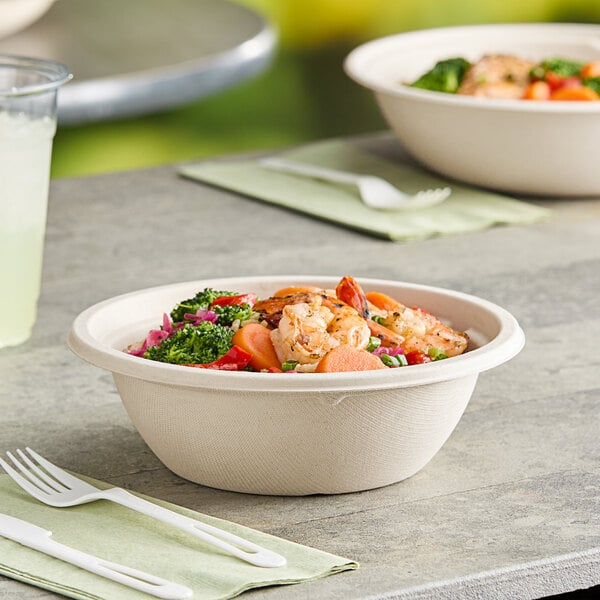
[
  {"x1": 68, "y1": 276, "x2": 524, "y2": 495},
  {"x1": 344, "y1": 23, "x2": 600, "y2": 197},
  {"x1": 0, "y1": 0, "x2": 55, "y2": 39}
]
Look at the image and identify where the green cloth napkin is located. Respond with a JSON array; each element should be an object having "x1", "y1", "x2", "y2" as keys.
[
  {"x1": 0, "y1": 473, "x2": 357, "y2": 600},
  {"x1": 179, "y1": 139, "x2": 550, "y2": 241}
]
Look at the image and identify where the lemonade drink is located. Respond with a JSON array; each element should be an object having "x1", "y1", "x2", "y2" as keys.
[
  {"x1": 0, "y1": 112, "x2": 56, "y2": 347},
  {"x1": 0, "y1": 55, "x2": 70, "y2": 348}
]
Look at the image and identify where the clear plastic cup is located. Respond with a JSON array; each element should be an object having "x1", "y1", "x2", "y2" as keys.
[{"x1": 0, "y1": 55, "x2": 71, "y2": 348}]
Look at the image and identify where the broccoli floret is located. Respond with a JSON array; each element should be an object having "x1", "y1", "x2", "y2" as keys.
[
  {"x1": 584, "y1": 77, "x2": 600, "y2": 94},
  {"x1": 170, "y1": 288, "x2": 236, "y2": 322},
  {"x1": 212, "y1": 304, "x2": 255, "y2": 327},
  {"x1": 536, "y1": 58, "x2": 583, "y2": 78},
  {"x1": 410, "y1": 58, "x2": 471, "y2": 93},
  {"x1": 143, "y1": 322, "x2": 234, "y2": 365}
]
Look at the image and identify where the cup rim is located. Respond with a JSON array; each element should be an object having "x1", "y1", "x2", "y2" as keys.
[{"x1": 0, "y1": 54, "x2": 72, "y2": 97}]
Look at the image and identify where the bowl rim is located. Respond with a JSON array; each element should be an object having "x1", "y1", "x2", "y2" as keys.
[
  {"x1": 68, "y1": 275, "x2": 525, "y2": 393},
  {"x1": 344, "y1": 22, "x2": 600, "y2": 114}
]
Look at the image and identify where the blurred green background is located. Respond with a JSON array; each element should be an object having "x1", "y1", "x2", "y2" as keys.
[{"x1": 50, "y1": 0, "x2": 600, "y2": 179}]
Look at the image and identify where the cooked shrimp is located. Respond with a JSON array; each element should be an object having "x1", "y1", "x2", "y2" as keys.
[
  {"x1": 335, "y1": 276, "x2": 370, "y2": 319},
  {"x1": 270, "y1": 294, "x2": 370, "y2": 370},
  {"x1": 336, "y1": 276, "x2": 405, "y2": 347},
  {"x1": 458, "y1": 54, "x2": 536, "y2": 99},
  {"x1": 365, "y1": 317, "x2": 405, "y2": 348},
  {"x1": 337, "y1": 276, "x2": 468, "y2": 357},
  {"x1": 254, "y1": 292, "x2": 324, "y2": 328},
  {"x1": 328, "y1": 303, "x2": 372, "y2": 348},
  {"x1": 381, "y1": 305, "x2": 468, "y2": 357}
]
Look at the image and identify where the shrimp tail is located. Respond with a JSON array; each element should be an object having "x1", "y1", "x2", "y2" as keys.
[
  {"x1": 336, "y1": 276, "x2": 371, "y2": 319},
  {"x1": 336, "y1": 276, "x2": 405, "y2": 347}
]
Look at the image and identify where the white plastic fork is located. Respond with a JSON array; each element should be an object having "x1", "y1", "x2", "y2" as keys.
[
  {"x1": 259, "y1": 156, "x2": 451, "y2": 210},
  {"x1": 0, "y1": 448, "x2": 286, "y2": 568}
]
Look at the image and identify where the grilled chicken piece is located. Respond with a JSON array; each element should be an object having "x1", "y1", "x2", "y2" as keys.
[{"x1": 458, "y1": 54, "x2": 536, "y2": 99}]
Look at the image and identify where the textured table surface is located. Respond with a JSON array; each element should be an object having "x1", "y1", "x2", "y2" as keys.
[{"x1": 1, "y1": 134, "x2": 598, "y2": 599}]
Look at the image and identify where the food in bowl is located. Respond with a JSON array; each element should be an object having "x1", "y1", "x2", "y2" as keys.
[
  {"x1": 410, "y1": 55, "x2": 600, "y2": 101},
  {"x1": 343, "y1": 23, "x2": 600, "y2": 196},
  {"x1": 126, "y1": 276, "x2": 468, "y2": 373},
  {"x1": 68, "y1": 275, "x2": 525, "y2": 495}
]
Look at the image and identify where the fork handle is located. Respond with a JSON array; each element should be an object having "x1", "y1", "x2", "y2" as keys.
[
  {"x1": 101, "y1": 488, "x2": 286, "y2": 568},
  {"x1": 260, "y1": 157, "x2": 362, "y2": 186}
]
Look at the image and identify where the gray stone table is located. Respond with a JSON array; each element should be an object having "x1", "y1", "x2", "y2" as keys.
[{"x1": 1, "y1": 134, "x2": 599, "y2": 599}]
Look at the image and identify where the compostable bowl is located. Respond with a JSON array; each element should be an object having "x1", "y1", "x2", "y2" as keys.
[
  {"x1": 0, "y1": 0, "x2": 55, "y2": 39},
  {"x1": 68, "y1": 276, "x2": 524, "y2": 495},
  {"x1": 344, "y1": 23, "x2": 600, "y2": 197}
]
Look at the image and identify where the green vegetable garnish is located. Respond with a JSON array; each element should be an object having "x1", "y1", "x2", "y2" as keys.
[
  {"x1": 211, "y1": 303, "x2": 255, "y2": 327},
  {"x1": 143, "y1": 322, "x2": 234, "y2": 365},
  {"x1": 281, "y1": 360, "x2": 299, "y2": 371},
  {"x1": 583, "y1": 77, "x2": 600, "y2": 94},
  {"x1": 428, "y1": 347, "x2": 448, "y2": 361},
  {"x1": 380, "y1": 353, "x2": 407, "y2": 368},
  {"x1": 538, "y1": 57, "x2": 583, "y2": 78},
  {"x1": 380, "y1": 354, "x2": 398, "y2": 367},
  {"x1": 366, "y1": 336, "x2": 382, "y2": 352},
  {"x1": 396, "y1": 353, "x2": 408, "y2": 366},
  {"x1": 170, "y1": 288, "x2": 237, "y2": 323},
  {"x1": 410, "y1": 57, "x2": 471, "y2": 93}
]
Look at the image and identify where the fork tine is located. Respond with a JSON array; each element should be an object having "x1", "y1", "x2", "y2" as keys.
[
  {"x1": 414, "y1": 187, "x2": 451, "y2": 203},
  {"x1": 0, "y1": 455, "x2": 53, "y2": 499},
  {"x1": 24, "y1": 447, "x2": 85, "y2": 489},
  {"x1": 16, "y1": 448, "x2": 68, "y2": 493},
  {"x1": 7, "y1": 450, "x2": 64, "y2": 494}
]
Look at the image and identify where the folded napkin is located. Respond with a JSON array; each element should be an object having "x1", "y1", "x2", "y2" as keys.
[
  {"x1": 0, "y1": 473, "x2": 357, "y2": 600},
  {"x1": 179, "y1": 139, "x2": 550, "y2": 241}
]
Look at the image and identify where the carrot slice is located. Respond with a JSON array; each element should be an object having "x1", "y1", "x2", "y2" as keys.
[
  {"x1": 581, "y1": 61, "x2": 600, "y2": 79},
  {"x1": 523, "y1": 80, "x2": 551, "y2": 100},
  {"x1": 232, "y1": 323, "x2": 280, "y2": 371},
  {"x1": 315, "y1": 345, "x2": 387, "y2": 373},
  {"x1": 271, "y1": 286, "x2": 322, "y2": 297},
  {"x1": 365, "y1": 291, "x2": 401, "y2": 312},
  {"x1": 550, "y1": 86, "x2": 600, "y2": 101}
]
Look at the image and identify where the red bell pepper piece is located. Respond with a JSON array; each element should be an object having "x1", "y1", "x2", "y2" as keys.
[
  {"x1": 544, "y1": 71, "x2": 582, "y2": 92},
  {"x1": 405, "y1": 350, "x2": 432, "y2": 365},
  {"x1": 210, "y1": 293, "x2": 257, "y2": 308},
  {"x1": 184, "y1": 345, "x2": 252, "y2": 370}
]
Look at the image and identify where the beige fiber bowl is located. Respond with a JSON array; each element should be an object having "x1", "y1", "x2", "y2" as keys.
[
  {"x1": 68, "y1": 276, "x2": 524, "y2": 495},
  {"x1": 344, "y1": 23, "x2": 600, "y2": 197},
  {"x1": 0, "y1": 0, "x2": 55, "y2": 39}
]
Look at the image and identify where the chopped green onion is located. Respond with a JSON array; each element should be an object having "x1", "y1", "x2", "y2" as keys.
[
  {"x1": 281, "y1": 360, "x2": 299, "y2": 372},
  {"x1": 366, "y1": 336, "x2": 382, "y2": 352},
  {"x1": 372, "y1": 315, "x2": 386, "y2": 325},
  {"x1": 396, "y1": 353, "x2": 408, "y2": 367},
  {"x1": 428, "y1": 347, "x2": 448, "y2": 361},
  {"x1": 380, "y1": 353, "x2": 400, "y2": 368}
]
